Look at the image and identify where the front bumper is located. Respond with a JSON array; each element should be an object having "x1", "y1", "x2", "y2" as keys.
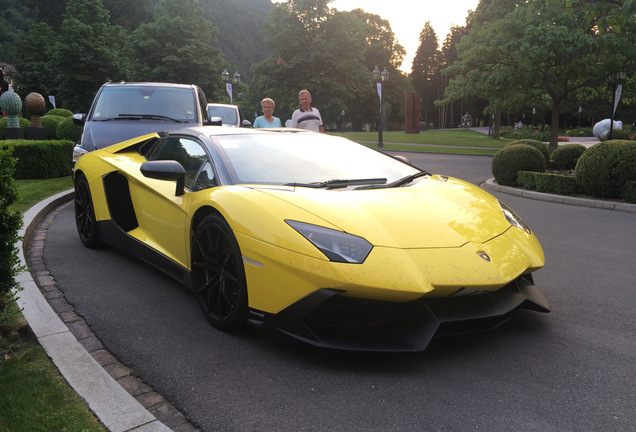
[{"x1": 251, "y1": 274, "x2": 550, "y2": 352}]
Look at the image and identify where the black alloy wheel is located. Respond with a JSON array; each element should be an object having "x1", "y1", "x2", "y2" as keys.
[
  {"x1": 191, "y1": 214, "x2": 248, "y2": 330},
  {"x1": 74, "y1": 173, "x2": 102, "y2": 248}
]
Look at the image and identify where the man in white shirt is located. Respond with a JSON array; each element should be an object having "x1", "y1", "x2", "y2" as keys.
[{"x1": 289, "y1": 89, "x2": 324, "y2": 132}]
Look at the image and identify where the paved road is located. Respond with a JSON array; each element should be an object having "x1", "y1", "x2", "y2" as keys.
[{"x1": 42, "y1": 153, "x2": 636, "y2": 432}]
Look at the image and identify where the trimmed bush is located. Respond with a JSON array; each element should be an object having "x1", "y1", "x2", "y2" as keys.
[
  {"x1": 0, "y1": 139, "x2": 74, "y2": 179},
  {"x1": 517, "y1": 171, "x2": 536, "y2": 190},
  {"x1": 517, "y1": 171, "x2": 578, "y2": 195},
  {"x1": 504, "y1": 139, "x2": 550, "y2": 164},
  {"x1": 56, "y1": 116, "x2": 83, "y2": 142},
  {"x1": 40, "y1": 115, "x2": 65, "y2": 140},
  {"x1": 620, "y1": 181, "x2": 636, "y2": 204},
  {"x1": 46, "y1": 108, "x2": 74, "y2": 118},
  {"x1": 0, "y1": 117, "x2": 31, "y2": 139},
  {"x1": 551, "y1": 143, "x2": 587, "y2": 170},
  {"x1": 575, "y1": 140, "x2": 636, "y2": 198},
  {"x1": 0, "y1": 146, "x2": 24, "y2": 314},
  {"x1": 535, "y1": 173, "x2": 578, "y2": 195},
  {"x1": 492, "y1": 145, "x2": 546, "y2": 186}
]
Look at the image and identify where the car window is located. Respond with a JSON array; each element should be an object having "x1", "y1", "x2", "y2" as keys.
[
  {"x1": 147, "y1": 137, "x2": 208, "y2": 190},
  {"x1": 193, "y1": 162, "x2": 217, "y2": 191},
  {"x1": 207, "y1": 106, "x2": 238, "y2": 125},
  {"x1": 92, "y1": 86, "x2": 197, "y2": 122},
  {"x1": 214, "y1": 133, "x2": 420, "y2": 185}
]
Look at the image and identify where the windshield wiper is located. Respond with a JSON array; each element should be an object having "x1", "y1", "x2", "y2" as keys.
[
  {"x1": 355, "y1": 171, "x2": 430, "y2": 190},
  {"x1": 114, "y1": 114, "x2": 185, "y2": 122},
  {"x1": 284, "y1": 178, "x2": 387, "y2": 189}
]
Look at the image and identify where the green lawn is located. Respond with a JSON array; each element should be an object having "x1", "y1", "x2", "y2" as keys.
[
  {"x1": 1, "y1": 175, "x2": 106, "y2": 432},
  {"x1": 329, "y1": 129, "x2": 506, "y2": 155}
]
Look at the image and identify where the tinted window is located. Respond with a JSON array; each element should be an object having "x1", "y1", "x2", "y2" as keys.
[{"x1": 148, "y1": 137, "x2": 207, "y2": 189}]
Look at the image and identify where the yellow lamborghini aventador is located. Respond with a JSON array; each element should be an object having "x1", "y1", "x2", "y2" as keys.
[{"x1": 73, "y1": 126, "x2": 549, "y2": 351}]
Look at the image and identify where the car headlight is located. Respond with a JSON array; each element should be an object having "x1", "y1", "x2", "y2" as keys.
[
  {"x1": 72, "y1": 145, "x2": 88, "y2": 163},
  {"x1": 498, "y1": 200, "x2": 531, "y2": 234},
  {"x1": 286, "y1": 220, "x2": 373, "y2": 263}
]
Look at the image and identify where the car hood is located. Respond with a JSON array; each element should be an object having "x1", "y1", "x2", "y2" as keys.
[
  {"x1": 81, "y1": 119, "x2": 197, "y2": 151},
  {"x1": 255, "y1": 176, "x2": 513, "y2": 249}
]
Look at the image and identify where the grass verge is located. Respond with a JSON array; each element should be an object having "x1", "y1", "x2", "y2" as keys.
[{"x1": 1, "y1": 176, "x2": 106, "y2": 432}]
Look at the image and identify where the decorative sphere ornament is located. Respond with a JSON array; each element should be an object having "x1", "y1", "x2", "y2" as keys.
[
  {"x1": 0, "y1": 90, "x2": 22, "y2": 128},
  {"x1": 25, "y1": 92, "x2": 46, "y2": 128}
]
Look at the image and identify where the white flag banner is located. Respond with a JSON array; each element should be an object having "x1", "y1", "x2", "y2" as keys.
[
  {"x1": 226, "y1": 83, "x2": 233, "y2": 104},
  {"x1": 376, "y1": 82, "x2": 382, "y2": 108},
  {"x1": 613, "y1": 83, "x2": 622, "y2": 116},
  {"x1": 48, "y1": 95, "x2": 56, "y2": 108}
]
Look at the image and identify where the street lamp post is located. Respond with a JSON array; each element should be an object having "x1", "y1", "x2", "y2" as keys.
[
  {"x1": 222, "y1": 68, "x2": 240, "y2": 104},
  {"x1": 608, "y1": 71, "x2": 626, "y2": 140},
  {"x1": 578, "y1": 106, "x2": 582, "y2": 134},
  {"x1": 532, "y1": 108, "x2": 536, "y2": 126},
  {"x1": 372, "y1": 66, "x2": 389, "y2": 148}
]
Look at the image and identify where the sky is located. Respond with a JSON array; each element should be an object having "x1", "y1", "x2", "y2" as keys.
[{"x1": 330, "y1": 0, "x2": 480, "y2": 72}]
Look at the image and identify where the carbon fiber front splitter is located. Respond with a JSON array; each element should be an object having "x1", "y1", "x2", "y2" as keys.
[{"x1": 250, "y1": 275, "x2": 550, "y2": 352}]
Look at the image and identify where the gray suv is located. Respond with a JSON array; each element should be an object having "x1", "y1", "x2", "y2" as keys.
[{"x1": 72, "y1": 82, "x2": 209, "y2": 162}]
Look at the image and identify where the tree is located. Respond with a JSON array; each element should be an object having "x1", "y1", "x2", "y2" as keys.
[
  {"x1": 130, "y1": 0, "x2": 225, "y2": 100},
  {"x1": 103, "y1": 0, "x2": 152, "y2": 31},
  {"x1": 411, "y1": 22, "x2": 440, "y2": 126},
  {"x1": 441, "y1": 0, "x2": 635, "y2": 149},
  {"x1": 11, "y1": 22, "x2": 58, "y2": 102},
  {"x1": 50, "y1": 0, "x2": 131, "y2": 111},
  {"x1": 249, "y1": 0, "x2": 407, "y2": 130}
]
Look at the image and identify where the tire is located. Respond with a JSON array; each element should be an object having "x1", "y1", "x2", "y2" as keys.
[
  {"x1": 74, "y1": 173, "x2": 103, "y2": 248},
  {"x1": 191, "y1": 214, "x2": 248, "y2": 331}
]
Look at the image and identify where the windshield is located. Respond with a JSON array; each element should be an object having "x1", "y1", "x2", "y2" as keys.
[
  {"x1": 207, "y1": 106, "x2": 238, "y2": 125},
  {"x1": 91, "y1": 86, "x2": 197, "y2": 122},
  {"x1": 213, "y1": 133, "x2": 422, "y2": 186}
]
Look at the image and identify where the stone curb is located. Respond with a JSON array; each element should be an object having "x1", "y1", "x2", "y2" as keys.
[
  {"x1": 483, "y1": 179, "x2": 636, "y2": 213},
  {"x1": 15, "y1": 189, "x2": 198, "y2": 432}
]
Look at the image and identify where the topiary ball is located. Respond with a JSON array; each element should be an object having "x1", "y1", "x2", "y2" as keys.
[
  {"x1": 45, "y1": 108, "x2": 74, "y2": 118},
  {"x1": 40, "y1": 115, "x2": 65, "y2": 140},
  {"x1": 56, "y1": 115, "x2": 83, "y2": 142},
  {"x1": 504, "y1": 139, "x2": 550, "y2": 164},
  {"x1": 492, "y1": 145, "x2": 546, "y2": 186},
  {"x1": 551, "y1": 144, "x2": 587, "y2": 170},
  {"x1": 575, "y1": 140, "x2": 636, "y2": 198}
]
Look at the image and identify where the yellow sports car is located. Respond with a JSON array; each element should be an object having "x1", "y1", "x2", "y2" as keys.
[{"x1": 74, "y1": 126, "x2": 549, "y2": 351}]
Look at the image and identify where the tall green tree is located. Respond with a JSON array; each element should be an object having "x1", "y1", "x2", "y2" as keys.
[
  {"x1": 442, "y1": 0, "x2": 635, "y2": 148},
  {"x1": 103, "y1": 0, "x2": 153, "y2": 31},
  {"x1": 130, "y1": 0, "x2": 225, "y2": 99},
  {"x1": 411, "y1": 22, "x2": 440, "y2": 126},
  {"x1": 11, "y1": 22, "x2": 58, "y2": 101},
  {"x1": 51, "y1": 0, "x2": 131, "y2": 111},
  {"x1": 249, "y1": 0, "x2": 407, "y2": 129}
]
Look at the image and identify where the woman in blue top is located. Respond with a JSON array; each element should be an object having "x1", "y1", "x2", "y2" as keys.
[{"x1": 253, "y1": 97, "x2": 282, "y2": 128}]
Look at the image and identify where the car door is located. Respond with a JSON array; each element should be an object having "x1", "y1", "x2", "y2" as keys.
[{"x1": 128, "y1": 136, "x2": 210, "y2": 267}]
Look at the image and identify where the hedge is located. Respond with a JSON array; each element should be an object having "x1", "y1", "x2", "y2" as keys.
[
  {"x1": 0, "y1": 139, "x2": 74, "y2": 179},
  {"x1": 492, "y1": 145, "x2": 546, "y2": 186},
  {"x1": 575, "y1": 140, "x2": 636, "y2": 198},
  {"x1": 517, "y1": 171, "x2": 578, "y2": 195}
]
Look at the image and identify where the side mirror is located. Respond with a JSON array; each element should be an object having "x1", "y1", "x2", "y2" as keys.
[
  {"x1": 206, "y1": 116, "x2": 223, "y2": 126},
  {"x1": 240, "y1": 119, "x2": 252, "y2": 128},
  {"x1": 140, "y1": 160, "x2": 186, "y2": 196},
  {"x1": 392, "y1": 154, "x2": 411, "y2": 164},
  {"x1": 72, "y1": 113, "x2": 87, "y2": 126}
]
